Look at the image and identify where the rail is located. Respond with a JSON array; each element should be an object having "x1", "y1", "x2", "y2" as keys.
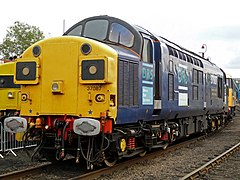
[{"x1": 180, "y1": 142, "x2": 240, "y2": 180}]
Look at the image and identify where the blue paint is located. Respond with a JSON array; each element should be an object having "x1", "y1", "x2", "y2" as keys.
[{"x1": 88, "y1": 110, "x2": 93, "y2": 115}]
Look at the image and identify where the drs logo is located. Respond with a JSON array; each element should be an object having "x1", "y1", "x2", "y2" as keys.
[
  {"x1": 142, "y1": 63, "x2": 153, "y2": 82},
  {"x1": 142, "y1": 63, "x2": 154, "y2": 105}
]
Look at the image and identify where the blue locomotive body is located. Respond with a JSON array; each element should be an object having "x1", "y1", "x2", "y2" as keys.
[
  {"x1": 112, "y1": 26, "x2": 225, "y2": 127},
  {"x1": 64, "y1": 16, "x2": 228, "y2": 163}
]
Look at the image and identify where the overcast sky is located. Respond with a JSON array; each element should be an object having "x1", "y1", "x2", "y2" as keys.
[{"x1": 1, "y1": 0, "x2": 240, "y2": 77}]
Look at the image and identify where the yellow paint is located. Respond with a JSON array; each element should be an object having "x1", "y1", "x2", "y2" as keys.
[
  {"x1": 211, "y1": 121, "x2": 215, "y2": 128},
  {"x1": 120, "y1": 138, "x2": 127, "y2": 152},
  {"x1": 228, "y1": 88, "x2": 233, "y2": 107},
  {"x1": 0, "y1": 62, "x2": 21, "y2": 111},
  {"x1": 16, "y1": 132, "x2": 24, "y2": 141},
  {"x1": 15, "y1": 36, "x2": 118, "y2": 122}
]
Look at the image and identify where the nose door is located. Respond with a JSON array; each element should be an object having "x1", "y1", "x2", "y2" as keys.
[{"x1": 40, "y1": 42, "x2": 79, "y2": 114}]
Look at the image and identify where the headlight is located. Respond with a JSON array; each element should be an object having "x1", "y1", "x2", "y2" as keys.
[
  {"x1": 22, "y1": 67, "x2": 30, "y2": 76},
  {"x1": 16, "y1": 62, "x2": 36, "y2": 80},
  {"x1": 82, "y1": 60, "x2": 104, "y2": 80},
  {"x1": 89, "y1": 65, "x2": 97, "y2": 75}
]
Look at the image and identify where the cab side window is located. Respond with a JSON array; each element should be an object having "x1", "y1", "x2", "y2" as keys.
[
  {"x1": 109, "y1": 23, "x2": 134, "y2": 47},
  {"x1": 142, "y1": 38, "x2": 152, "y2": 63},
  {"x1": 67, "y1": 25, "x2": 82, "y2": 36}
]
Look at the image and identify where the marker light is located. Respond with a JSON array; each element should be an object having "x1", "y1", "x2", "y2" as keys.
[
  {"x1": 52, "y1": 83, "x2": 59, "y2": 91},
  {"x1": 0, "y1": 79, "x2": 5, "y2": 84},
  {"x1": 8, "y1": 91, "x2": 14, "y2": 98},
  {"x1": 51, "y1": 81, "x2": 63, "y2": 94}
]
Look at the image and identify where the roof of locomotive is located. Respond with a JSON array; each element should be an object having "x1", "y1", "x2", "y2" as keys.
[
  {"x1": 64, "y1": 15, "x2": 143, "y2": 55},
  {"x1": 64, "y1": 15, "x2": 222, "y2": 74},
  {"x1": 0, "y1": 61, "x2": 15, "y2": 75}
]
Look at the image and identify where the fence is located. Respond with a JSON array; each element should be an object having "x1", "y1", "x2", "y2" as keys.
[
  {"x1": 0, "y1": 122, "x2": 36, "y2": 158},
  {"x1": 0, "y1": 122, "x2": 3, "y2": 158}
]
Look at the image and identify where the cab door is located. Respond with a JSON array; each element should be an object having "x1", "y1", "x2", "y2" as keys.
[{"x1": 141, "y1": 35, "x2": 161, "y2": 117}]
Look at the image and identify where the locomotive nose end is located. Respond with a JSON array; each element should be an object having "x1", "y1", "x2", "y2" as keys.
[{"x1": 4, "y1": 117, "x2": 28, "y2": 133}]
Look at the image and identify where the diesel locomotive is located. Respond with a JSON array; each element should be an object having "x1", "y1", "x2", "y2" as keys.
[
  {"x1": 4, "y1": 16, "x2": 229, "y2": 169},
  {"x1": 0, "y1": 62, "x2": 21, "y2": 120},
  {"x1": 226, "y1": 75, "x2": 237, "y2": 117}
]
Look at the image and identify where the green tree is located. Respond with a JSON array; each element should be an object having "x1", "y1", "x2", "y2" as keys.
[{"x1": 0, "y1": 21, "x2": 45, "y2": 59}]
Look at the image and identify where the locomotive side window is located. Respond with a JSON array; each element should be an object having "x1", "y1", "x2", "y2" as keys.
[
  {"x1": 193, "y1": 69, "x2": 198, "y2": 84},
  {"x1": 218, "y1": 77, "x2": 223, "y2": 98},
  {"x1": 198, "y1": 60, "x2": 203, "y2": 68},
  {"x1": 193, "y1": 59, "x2": 198, "y2": 66},
  {"x1": 142, "y1": 38, "x2": 152, "y2": 63},
  {"x1": 182, "y1": 53, "x2": 187, "y2": 61},
  {"x1": 192, "y1": 69, "x2": 201, "y2": 100},
  {"x1": 83, "y1": 20, "x2": 109, "y2": 40},
  {"x1": 187, "y1": 56, "x2": 193, "y2": 64},
  {"x1": 67, "y1": 25, "x2": 82, "y2": 36},
  {"x1": 109, "y1": 23, "x2": 134, "y2": 47},
  {"x1": 167, "y1": 46, "x2": 178, "y2": 58},
  {"x1": 199, "y1": 71, "x2": 203, "y2": 84},
  {"x1": 168, "y1": 46, "x2": 174, "y2": 56},
  {"x1": 173, "y1": 49, "x2": 178, "y2": 58},
  {"x1": 178, "y1": 51, "x2": 183, "y2": 60},
  {"x1": 169, "y1": 60, "x2": 173, "y2": 73}
]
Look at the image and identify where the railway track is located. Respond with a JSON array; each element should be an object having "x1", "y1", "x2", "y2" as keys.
[
  {"x1": 180, "y1": 142, "x2": 240, "y2": 180},
  {"x1": 0, "y1": 136, "x2": 203, "y2": 180},
  {"x1": 70, "y1": 135, "x2": 212, "y2": 180},
  {"x1": 0, "y1": 163, "x2": 51, "y2": 180},
  {"x1": 0, "y1": 127, "x2": 228, "y2": 180}
]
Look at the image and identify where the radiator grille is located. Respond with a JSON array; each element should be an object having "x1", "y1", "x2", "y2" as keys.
[{"x1": 118, "y1": 60, "x2": 138, "y2": 106}]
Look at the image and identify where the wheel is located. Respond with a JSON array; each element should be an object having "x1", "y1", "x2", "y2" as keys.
[
  {"x1": 139, "y1": 150, "x2": 147, "y2": 157},
  {"x1": 103, "y1": 151, "x2": 117, "y2": 167},
  {"x1": 162, "y1": 143, "x2": 169, "y2": 150},
  {"x1": 104, "y1": 156, "x2": 117, "y2": 167}
]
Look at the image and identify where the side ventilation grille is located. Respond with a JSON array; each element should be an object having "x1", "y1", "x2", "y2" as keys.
[{"x1": 118, "y1": 60, "x2": 138, "y2": 106}]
